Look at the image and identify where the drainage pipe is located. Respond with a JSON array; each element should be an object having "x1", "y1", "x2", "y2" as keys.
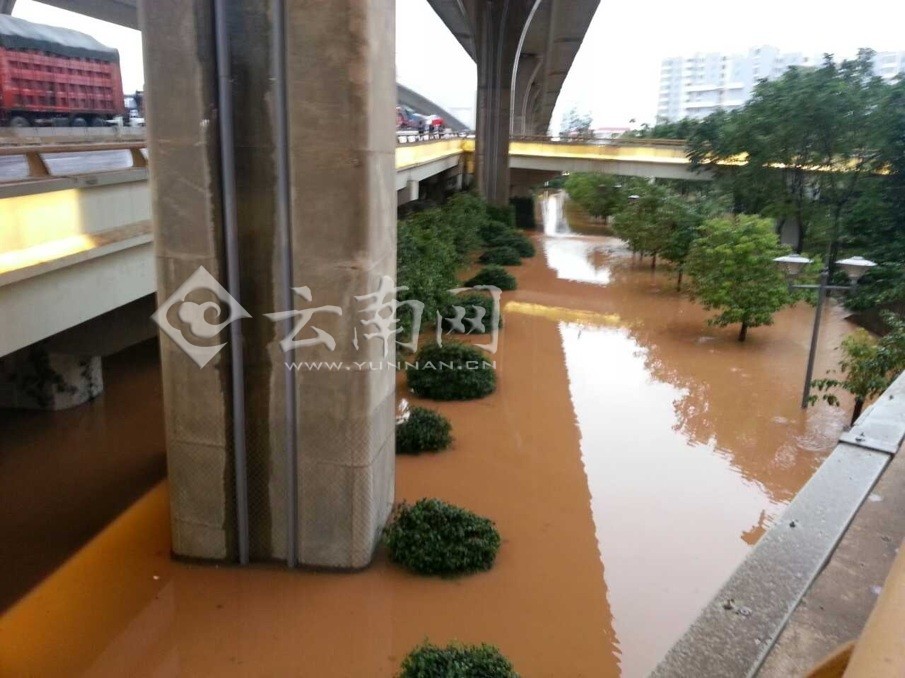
[
  {"x1": 272, "y1": 0, "x2": 299, "y2": 568},
  {"x1": 212, "y1": 0, "x2": 250, "y2": 565}
]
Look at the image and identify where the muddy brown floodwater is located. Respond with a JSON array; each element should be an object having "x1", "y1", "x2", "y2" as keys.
[{"x1": 0, "y1": 191, "x2": 854, "y2": 677}]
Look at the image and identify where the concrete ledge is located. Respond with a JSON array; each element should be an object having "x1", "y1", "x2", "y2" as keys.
[
  {"x1": 0, "y1": 221, "x2": 152, "y2": 286},
  {"x1": 0, "y1": 168, "x2": 149, "y2": 200},
  {"x1": 0, "y1": 225, "x2": 155, "y2": 358}
]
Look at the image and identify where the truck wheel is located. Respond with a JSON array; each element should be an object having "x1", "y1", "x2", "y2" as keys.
[
  {"x1": 90, "y1": 116, "x2": 107, "y2": 127},
  {"x1": 71, "y1": 116, "x2": 88, "y2": 128},
  {"x1": 9, "y1": 115, "x2": 30, "y2": 128}
]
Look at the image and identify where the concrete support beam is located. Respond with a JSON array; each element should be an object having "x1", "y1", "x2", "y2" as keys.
[
  {"x1": 141, "y1": 0, "x2": 395, "y2": 568},
  {"x1": 0, "y1": 345, "x2": 102, "y2": 410},
  {"x1": 405, "y1": 179, "x2": 419, "y2": 203},
  {"x1": 33, "y1": 0, "x2": 138, "y2": 29},
  {"x1": 469, "y1": 0, "x2": 539, "y2": 205},
  {"x1": 512, "y1": 53, "x2": 541, "y2": 136}
]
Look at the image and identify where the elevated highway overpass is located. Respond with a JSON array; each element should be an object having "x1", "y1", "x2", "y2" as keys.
[{"x1": 0, "y1": 133, "x2": 703, "y2": 382}]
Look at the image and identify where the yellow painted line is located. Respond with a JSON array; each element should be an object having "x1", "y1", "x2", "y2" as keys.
[
  {"x1": 395, "y1": 138, "x2": 466, "y2": 170},
  {"x1": 504, "y1": 300, "x2": 625, "y2": 327}
]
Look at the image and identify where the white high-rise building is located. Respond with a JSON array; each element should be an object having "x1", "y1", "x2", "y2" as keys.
[
  {"x1": 874, "y1": 50, "x2": 905, "y2": 81},
  {"x1": 657, "y1": 47, "x2": 905, "y2": 122}
]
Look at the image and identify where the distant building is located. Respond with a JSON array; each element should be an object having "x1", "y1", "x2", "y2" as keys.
[
  {"x1": 657, "y1": 47, "x2": 905, "y2": 122},
  {"x1": 873, "y1": 50, "x2": 905, "y2": 81}
]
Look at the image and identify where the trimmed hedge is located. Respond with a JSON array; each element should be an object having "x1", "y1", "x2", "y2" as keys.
[
  {"x1": 479, "y1": 219, "x2": 516, "y2": 245},
  {"x1": 440, "y1": 293, "x2": 502, "y2": 334},
  {"x1": 486, "y1": 203, "x2": 516, "y2": 228},
  {"x1": 397, "y1": 211, "x2": 459, "y2": 336},
  {"x1": 442, "y1": 193, "x2": 486, "y2": 260},
  {"x1": 400, "y1": 641, "x2": 519, "y2": 678},
  {"x1": 479, "y1": 246, "x2": 522, "y2": 266},
  {"x1": 488, "y1": 231, "x2": 536, "y2": 258},
  {"x1": 384, "y1": 498, "x2": 502, "y2": 576},
  {"x1": 396, "y1": 407, "x2": 452, "y2": 455},
  {"x1": 407, "y1": 342, "x2": 496, "y2": 400},
  {"x1": 465, "y1": 265, "x2": 518, "y2": 291}
]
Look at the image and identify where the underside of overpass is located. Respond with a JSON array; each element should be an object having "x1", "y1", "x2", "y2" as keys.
[
  {"x1": 4, "y1": 0, "x2": 140, "y2": 29},
  {"x1": 427, "y1": 0, "x2": 599, "y2": 204}
]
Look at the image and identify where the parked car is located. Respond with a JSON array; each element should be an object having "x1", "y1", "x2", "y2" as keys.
[
  {"x1": 396, "y1": 105, "x2": 427, "y2": 133},
  {"x1": 396, "y1": 106, "x2": 445, "y2": 135}
]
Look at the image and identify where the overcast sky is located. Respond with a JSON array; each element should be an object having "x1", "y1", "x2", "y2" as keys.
[{"x1": 13, "y1": 0, "x2": 905, "y2": 130}]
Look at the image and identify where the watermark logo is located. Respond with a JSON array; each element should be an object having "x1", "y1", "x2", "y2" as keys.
[
  {"x1": 151, "y1": 266, "x2": 250, "y2": 367},
  {"x1": 153, "y1": 268, "x2": 501, "y2": 368}
]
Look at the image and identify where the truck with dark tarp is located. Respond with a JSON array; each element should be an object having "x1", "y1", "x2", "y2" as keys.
[{"x1": 0, "y1": 14, "x2": 126, "y2": 127}]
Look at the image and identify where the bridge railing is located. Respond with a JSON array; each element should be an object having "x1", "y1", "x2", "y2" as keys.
[
  {"x1": 0, "y1": 139, "x2": 147, "y2": 180},
  {"x1": 510, "y1": 134, "x2": 687, "y2": 147}
]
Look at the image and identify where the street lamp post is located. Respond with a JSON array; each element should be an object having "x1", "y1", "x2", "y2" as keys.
[{"x1": 774, "y1": 254, "x2": 877, "y2": 409}]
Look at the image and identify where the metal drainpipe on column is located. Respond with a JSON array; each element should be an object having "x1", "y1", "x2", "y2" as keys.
[
  {"x1": 213, "y1": 0, "x2": 250, "y2": 565},
  {"x1": 272, "y1": 0, "x2": 299, "y2": 568}
]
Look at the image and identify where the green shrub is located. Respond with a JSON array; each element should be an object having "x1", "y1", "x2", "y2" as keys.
[
  {"x1": 406, "y1": 342, "x2": 496, "y2": 400},
  {"x1": 440, "y1": 293, "x2": 502, "y2": 334},
  {"x1": 479, "y1": 219, "x2": 516, "y2": 245},
  {"x1": 464, "y1": 265, "x2": 517, "y2": 291},
  {"x1": 384, "y1": 498, "x2": 502, "y2": 576},
  {"x1": 400, "y1": 641, "x2": 518, "y2": 678},
  {"x1": 396, "y1": 407, "x2": 452, "y2": 454},
  {"x1": 486, "y1": 203, "x2": 516, "y2": 228},
  {"x1": 397, "y1": 211, "x2": 459, "y2": 335},
  {"x1": 488, "y1": 231, "x2": 536, "y2": 258},
  {"x1": 442, "y1": 193, "x2": 488, "y2": 259},
  {"x1": 479, "y1": 246, "x2": 522, "y2": 266}
]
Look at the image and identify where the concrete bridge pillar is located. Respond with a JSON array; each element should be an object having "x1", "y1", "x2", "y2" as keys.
[
  {"x1": 0, "y1": 346, "x2": 102, "y2": 410},
  {"x1": 141, "y1": 0, "x2": 395, "y2": 568},
  {"x1": 469, "y1": 0, "x2": 539, "y2": 205}
]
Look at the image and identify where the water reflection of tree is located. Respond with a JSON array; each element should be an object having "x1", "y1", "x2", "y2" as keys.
[
  {"x1": 740, "y1": 510, "x2": 769, "y2": 545},
  {"x1": 543, "y1": 192, "x2": 840, "y2": 506},
  {"x1": 625, "y1": 316, "x2": 827, "y2": 504},
  {"x1": 587, "y1": 261, "x2": 830, "y2": 505}
]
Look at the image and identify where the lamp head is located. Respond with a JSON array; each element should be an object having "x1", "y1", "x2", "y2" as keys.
[
  {"x1": 773, "y1": 254, "x2": 811, "y2": 279},
  {"x1": 835, "y1": 256, "x2": 877, "y2": 282}
]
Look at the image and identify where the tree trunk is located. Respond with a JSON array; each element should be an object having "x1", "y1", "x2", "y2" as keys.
[
  {"x1": 676, "y1": 267, "x2": 683, "y2": 292},
  {"x1": 651, "y1": 253, "x2": 657, "y2": 271},
  {"x1": 738, "y1": 321, "x2": 748, "y2": 342},
  {"x1": 851, "y1": 398, "x2": 865, "y2": 426}
]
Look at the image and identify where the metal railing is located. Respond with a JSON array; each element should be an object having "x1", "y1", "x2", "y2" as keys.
[
  {"x1": 0, "y1": 138, "x2": 147, "y2": 179},
  {"x1": 510, "y1": 134, "x2": 687, "y2": 147}
]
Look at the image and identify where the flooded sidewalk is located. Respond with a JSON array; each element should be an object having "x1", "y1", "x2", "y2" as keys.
[{"x1": 0, "y1": 192, "x2": 854, "y2": 677}]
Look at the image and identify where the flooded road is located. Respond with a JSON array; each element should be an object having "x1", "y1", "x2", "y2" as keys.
[{"x1": 0, "y1": 191, "x2": 853, "y2": 677}]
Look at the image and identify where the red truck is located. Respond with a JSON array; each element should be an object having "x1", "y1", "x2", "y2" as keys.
[{"x1": 0, "y1": 15, "x2": 126, "y2": 127}]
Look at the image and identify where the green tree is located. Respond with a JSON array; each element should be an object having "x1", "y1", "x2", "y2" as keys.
[
  {"x1": 612, "y1": 181, "x2": 677, "y2": 270},
  {"x1": 661, "y1": 195, "x2": 725, "y2": 291},
  {"x1": 622, "y1": 117, "x2": 701, "y2": 140},
  {"x1": 687, "y1": 52, "x2": 886, "y2": 258},
  {"x1": 844, "y1": 79, "x2": 905, "y2": 311},
  {"x1": 686, "y1": 215, "x2": 791, "y2": 341},
  {"x1": 564, "y1": 172, "x2": 627, "y2": 221},
  {"x1": 811, "y1": 313, "x2": 905, "y2": 423}
]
